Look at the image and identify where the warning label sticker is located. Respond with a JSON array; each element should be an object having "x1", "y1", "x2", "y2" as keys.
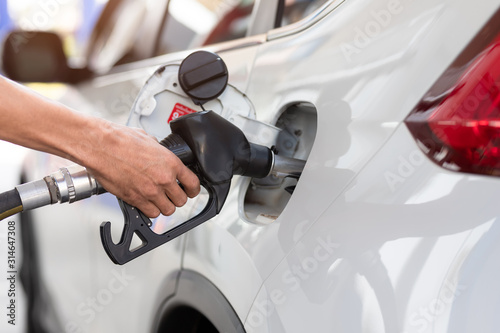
[{"x1": 168, "y1": 103, "x2": 197, "y2": 123}]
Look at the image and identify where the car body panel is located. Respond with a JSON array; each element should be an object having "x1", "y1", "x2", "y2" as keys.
[
  {"x1": 10, "y1": 0, "x2": 500, "y2": 332},
  {"x1": 249, "y1": 126, "x2": 500, "y2": 332},
  {"x1": 181, "y1": 0, "x2": 500, "y2": 331}
]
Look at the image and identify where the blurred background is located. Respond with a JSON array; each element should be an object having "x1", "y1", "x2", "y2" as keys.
[{"x1": 0, "y1": 0, "x2": 107, "y2": 66}]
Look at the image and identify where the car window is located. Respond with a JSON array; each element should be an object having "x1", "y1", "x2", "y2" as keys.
[
  {"x1": 280, "y1": 0, "x2": 331, "y2": 27},
  {"x1": 86, "y1": 0, "x2": 168, "y2": 72},
  {"x1": 156, "y1": 0, "x2": 255, "y2": 55}
]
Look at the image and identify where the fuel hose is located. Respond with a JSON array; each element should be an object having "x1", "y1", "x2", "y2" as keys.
[
  {"x1": 0, "y1": 189, "x2": 23, "y2": 221},
  {"x1": 0, "y1": 165, "x2": 104, "y2": 222}
]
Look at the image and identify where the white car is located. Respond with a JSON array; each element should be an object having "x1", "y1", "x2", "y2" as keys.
[{"x1": 3, "y1": 0, "x2": 500, "y2": 332}]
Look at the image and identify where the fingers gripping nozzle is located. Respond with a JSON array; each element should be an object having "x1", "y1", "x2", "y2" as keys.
[{"x1": 100, "y1": 110, "x2": 276, "y2": 264}]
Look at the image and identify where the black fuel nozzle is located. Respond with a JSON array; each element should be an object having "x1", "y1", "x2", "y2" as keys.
[{"x1": 100, "y1": 110, "x2": 279, "y2": 265}]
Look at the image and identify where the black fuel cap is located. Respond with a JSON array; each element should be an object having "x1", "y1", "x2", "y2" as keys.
[{"x1": 178, "y1": 51, "x2": 229, "y2": 106}]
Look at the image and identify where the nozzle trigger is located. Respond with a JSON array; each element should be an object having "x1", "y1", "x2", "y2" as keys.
[{"x1": 100, "y1": 180, "x2": 230, "y2": 265}]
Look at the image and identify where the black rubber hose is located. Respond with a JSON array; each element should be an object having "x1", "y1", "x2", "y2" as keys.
[{"x1": 0, "y1": 188, "x2": 23, "y2": 221}]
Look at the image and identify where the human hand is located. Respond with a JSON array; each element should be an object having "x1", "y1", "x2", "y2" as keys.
[{"x1": 79, "y1": 120, "x2": 200, "y2": 218}]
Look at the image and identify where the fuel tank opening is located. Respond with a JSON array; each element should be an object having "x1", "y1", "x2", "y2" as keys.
[{"x1": 241, "y1": 102, "x2": 317, "y2": 224}]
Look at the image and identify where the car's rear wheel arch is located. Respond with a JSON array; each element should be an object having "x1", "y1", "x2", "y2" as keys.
[{"x1": 153, "y1": 270, "x2": 245, "y2": 333}]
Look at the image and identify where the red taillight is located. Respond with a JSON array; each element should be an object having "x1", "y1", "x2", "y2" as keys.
[{"x1": 405, "y1": 10, "x2": 500, "y2": 176}]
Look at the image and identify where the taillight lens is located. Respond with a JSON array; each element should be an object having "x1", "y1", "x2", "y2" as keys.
[{"x1": 405, "y1": 9, "x2": 500, "y2": 176}]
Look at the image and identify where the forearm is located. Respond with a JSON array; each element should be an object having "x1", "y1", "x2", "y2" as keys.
[{"x1": 0, "y1": 76, "x2": 103, "y2": 165}]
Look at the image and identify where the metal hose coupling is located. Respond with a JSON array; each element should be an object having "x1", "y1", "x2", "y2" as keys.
[{"x1": 15, "y1": 165, "x2": 105, "y2": 212}]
